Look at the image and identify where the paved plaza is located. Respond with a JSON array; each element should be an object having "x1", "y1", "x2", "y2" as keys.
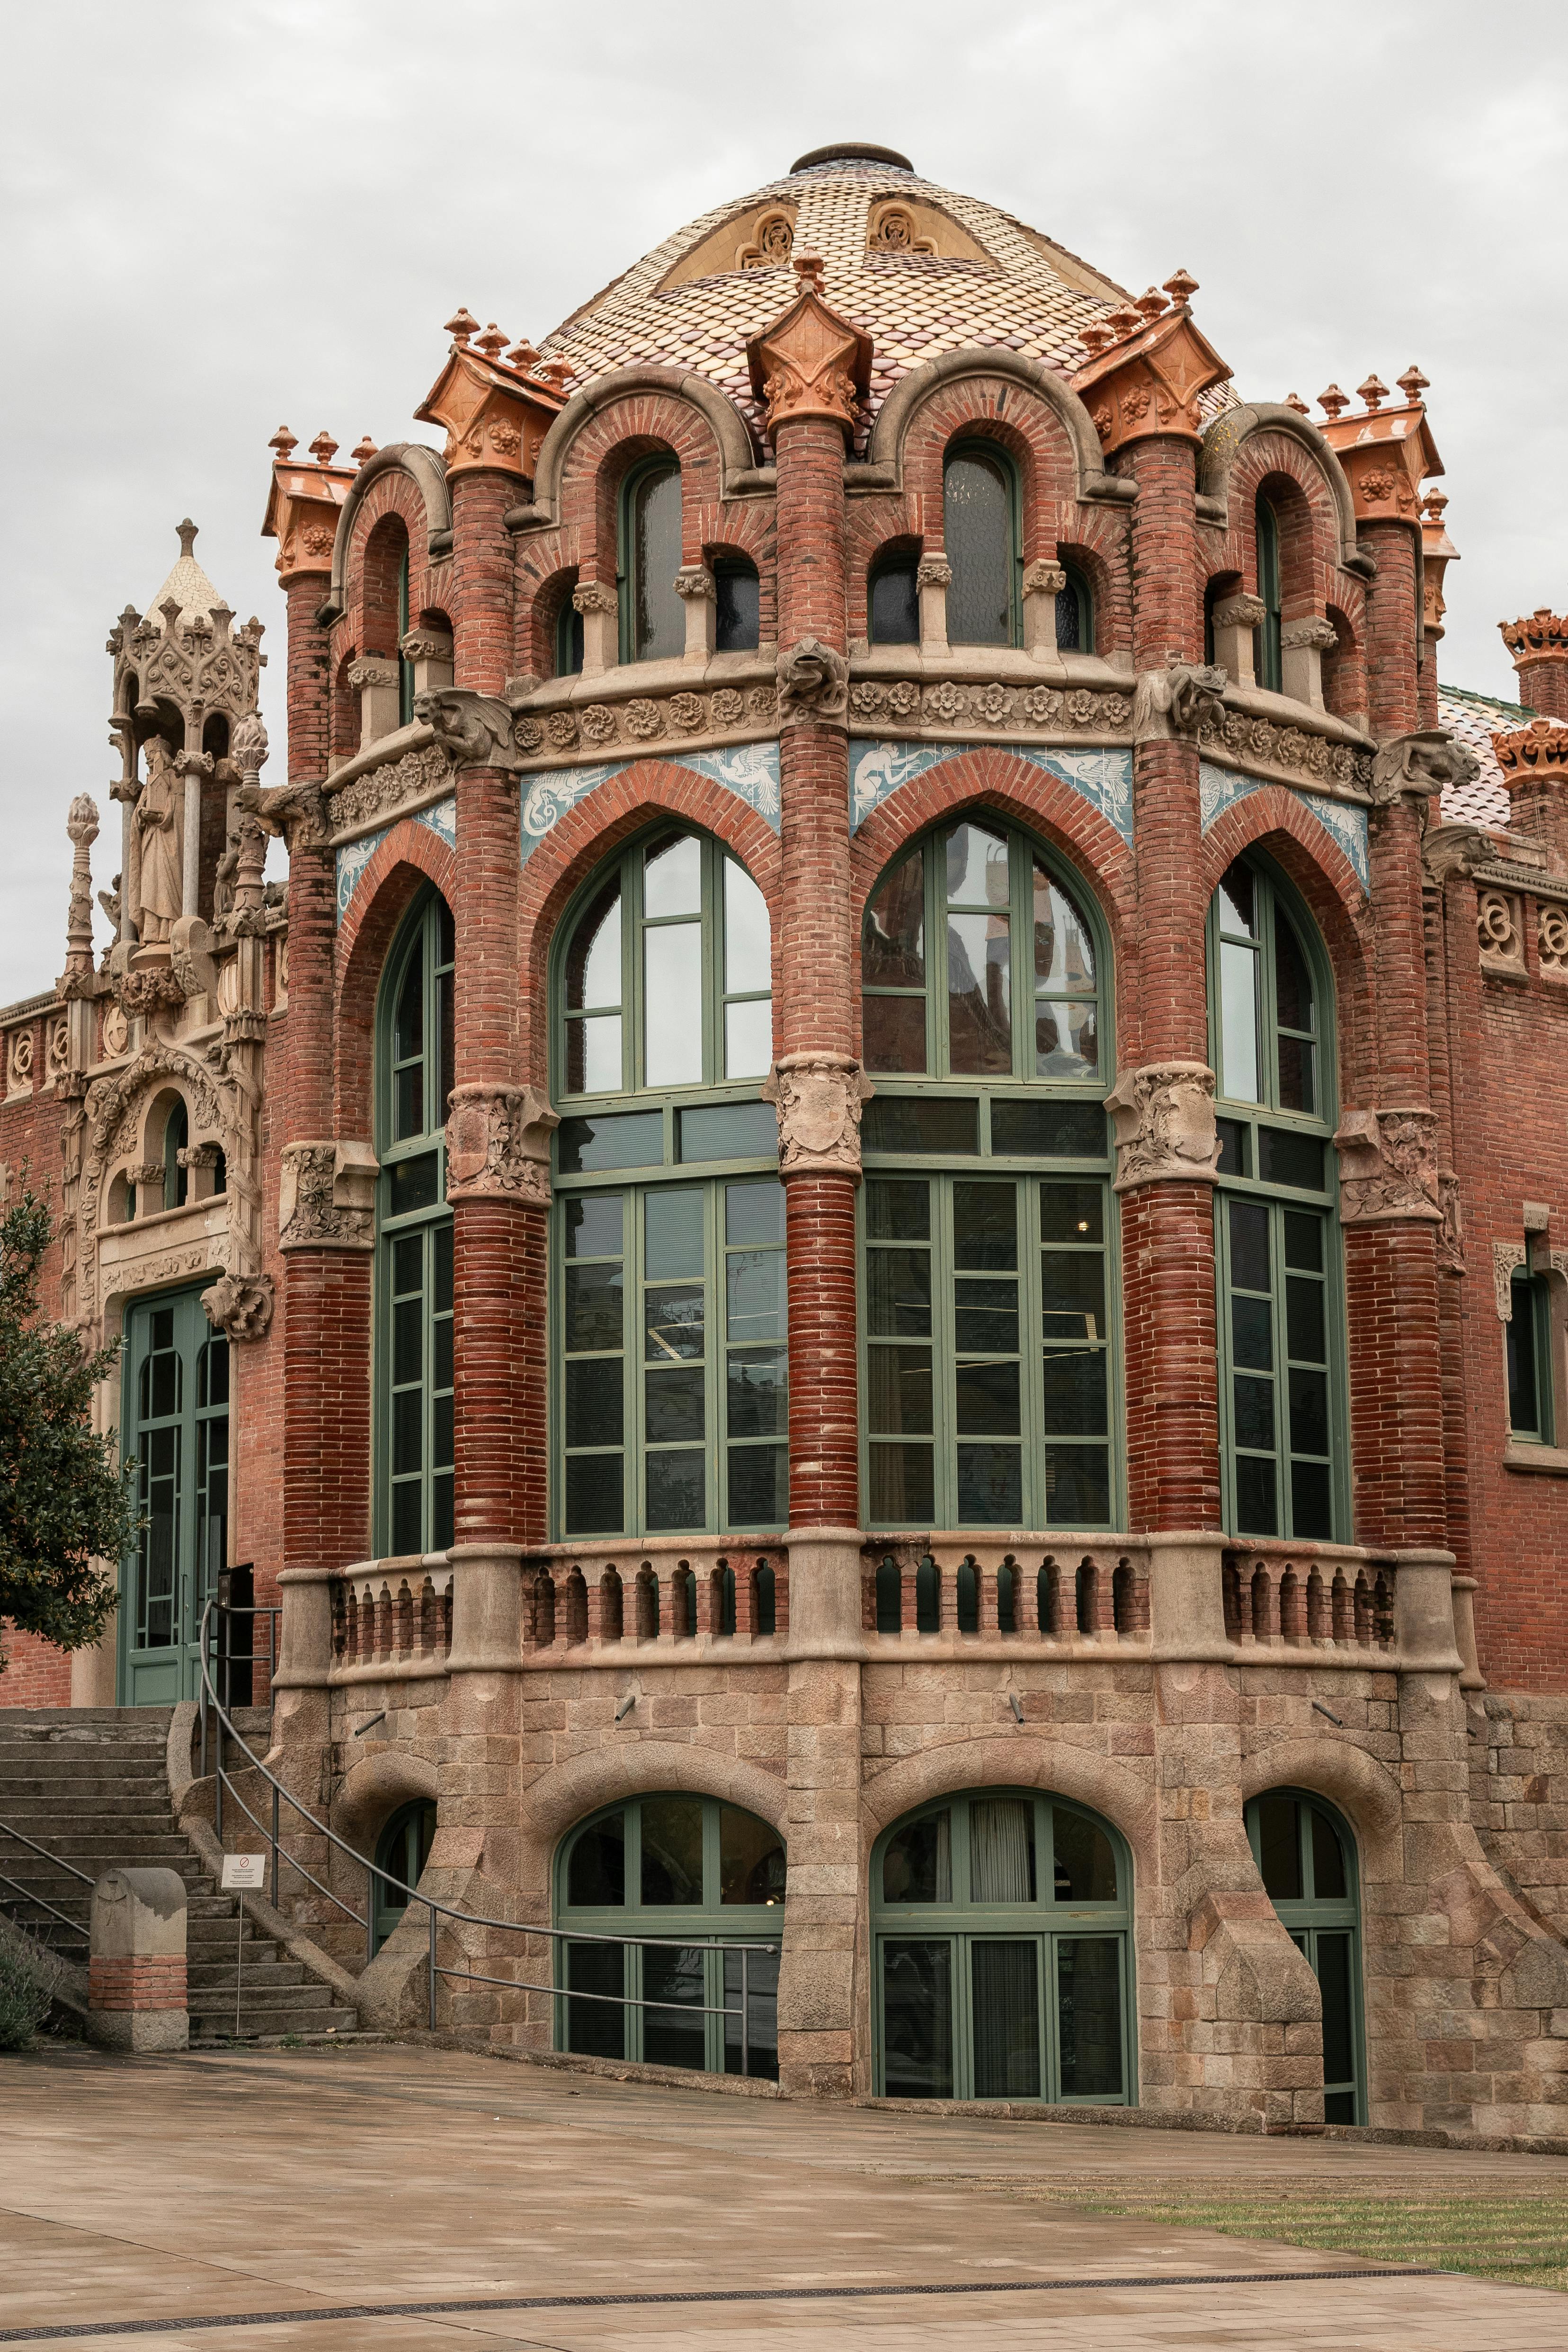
[{"x1": 2, "y1": 2044, "x2": 1567, "y2": 2348}]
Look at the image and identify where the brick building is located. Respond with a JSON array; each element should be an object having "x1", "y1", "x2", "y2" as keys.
[{"x1": 6, "y1": 143, "x2": 1568, "y2": 2129}]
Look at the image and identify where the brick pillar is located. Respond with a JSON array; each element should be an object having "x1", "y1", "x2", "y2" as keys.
[
  {"x1": 1112, "y1": 430, "x2": 1223, "y2": 1536},
  {"x1": 1500, "y1": 609, "x2": 1568, "y2": 722},
  {"x1": 448, "y1": 472, "x2": 517, "y2": 696},
  {"x1": 87, "y1": 1867, "x2": 188, "y2": 2052},
  {"x1": 284, "y1": 574, "x2": 332, "y2": 784}
]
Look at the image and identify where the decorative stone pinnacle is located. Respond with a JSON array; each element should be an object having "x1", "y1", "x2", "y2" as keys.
[
  {"x1": 1356, "y1": 373, "x2": 1389, "y2": 413},
  {"x1": 308, "y1": 430, "x2": 339, "y2": 467},
  {"x1": 1284, "y1": 392, "x2": 1310, "y2": 416},
  {"x1": 176, "y1": 518, "x2": 198, "y2": 558},
  {"x1": 1397, "y1": 363, "x2": 1430, "y2": 403},
  {"x1": 350, "y1": 435, "x2": 378, "y2": 467},
  {"x1": 1499, "y1": 609, "x2": 1568, "y2": 661},
  {"x1": 536, "y1": 357, "x2": 573, "y2": 390},
  {"x1": 444, "y1": 306, "x2": 479, "y2": 346},
  {"x1": 1318, "y1": 384, "x2": 1349, "y2": 421},
  {"x1": 1162, "y1": 267, "x2": 1198, "y2": 303},
  {"x1": 1135, "y1": 286, "x2": 1168, "y2": 320},
  {"x1": 473, "y1": 323, "x2": 509, "y2": 358},
  {"x1": 1422, "y1": 490, "x2": 1448, "y2": 520},
  {"x1": 268, "y1": 426, "x2": 297, "y2": 460}
]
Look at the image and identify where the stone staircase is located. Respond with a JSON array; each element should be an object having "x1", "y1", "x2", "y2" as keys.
[{"x1": 0, "y1": 1709, "x2": 359, "y2": 2042}]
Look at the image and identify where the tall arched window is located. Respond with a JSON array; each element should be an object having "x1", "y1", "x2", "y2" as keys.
[
  {"x1": 1055, "y1": 561, "x2": 1094, "y2": 655},
  {"x1": 556, "y1": 1794, "x2": 784, "y2": 2079},
  {"x1": 944, "y1": 444, "x2": 1020, "y2": 647},
  {"x1": 713, "y1": 557, "x2": 760, "y2": 653},
  {"x1": 162, "y1": 1096, "x2": 189, "y2": 1211},
  {"x1": 1246, "y1": 1788, "x2": 1363, "y2": 2122},
  {"x1": 869, "y1": 551, "x2": 919, "y2": 646},
  {"x1": 373, "y1": 1798, "x2": 437, "y2": 1953},
  {"x1": 1209, "y1": 856, "x2": 1342, "y2": 1541},
  {"x1": 620, "y1": 458, "x2": 683, "y2": 664},
  {"x1": 552, "y1": 829, "x2": 781, "y2": 1539},
  {"x1": 860, "y1": 820, "x2": 1116, "y2": 1530},
  {"x1": 873, "y1": 1789, "x2": 1133, "y2": 2103},
  {"x1": 376, "y1": 889, "x2": 455, "y2": 1556},
  {"x1": 1254, "y1": 495, "x2": 1283, "y2": 693}
]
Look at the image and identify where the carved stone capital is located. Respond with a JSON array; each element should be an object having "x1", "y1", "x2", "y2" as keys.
[
  {"x1": 1131, "y1": 658, "x2": 1227, "y2": 745},
  {"x1": 1279, "y1": 616, "x2": 1339, "y2": 654},
  {"x1": 278, "y1": 1140, "x2": 377, "y2": 1251},
  {"x1": 1212, "y1": 593, "x2": 1267, "y2": 633},
  {"x1": 127, "y1": 1161, "x2": 165, "y2": 1190},
  {"x1": 412, "y1": 688, "x2": 522, "y2": 774},
  {"x1": 1369, "y1": 729, "x2": 1479, "y2": 807},
  {"x1": 674, "y1": 566, "x2": 716, "y2": 602},
  {"x1": 1105, "y1": 1062, "x2": 1221, "y2": 1191},
  {"x1": 1022, "y1": 561, "x2": 1067, "y2": 597},
  {"x1": 346, "y1": 658, "x2": 398, "y2": 691},
  {"x1": 177, "y1": 1142, "x2": 222, "y2": 1171},
  {"x1": 445, "y1": 1083, "x2": 559, "y2": 1206},
  {"x1": 761, "y1": 1053, "x2": 872, "y2": 1179},
  {"x1": 200, "y1": 1271, "x2": 276, "y2": 1341},
  {"x1": 916, "y1": 555, "x2": 953, "y2": 589},
  {"x1": 399, "y1": 629, "x2": 454, "y2": 665},
  {"x1": 776, "y1": 637, "x2": 849, "y2": 728},
  {"x1": 1333, "y1": 1107, "x2": 1443, "y2": 1224},
  {"x1": 1493, "y1": 1240, "x2": 1526, "y2": 1319},
  {"x1": 571, "y1": 581, "x2": 618, "y2": 618}
]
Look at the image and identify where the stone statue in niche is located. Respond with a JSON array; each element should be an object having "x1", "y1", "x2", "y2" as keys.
[{"x1": 134, "y1": 739, "x2": 184, "y2": 943}]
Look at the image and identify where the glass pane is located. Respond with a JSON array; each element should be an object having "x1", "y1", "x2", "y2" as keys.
[
  {"x1": 641, "y1": 1796, "x2": 705, "y2": 1905},
  {"x1": 883, "y1": 1812, "x2": 951, "y2": 1903},
  {"x1": 944, "y1": 454, "x2": 1013, "y2": 646},
  {"x1": 391, "y1": 1481, "x2": 423, "y2": 1555},
  {"x1": 955, "y1": 1272, "x2": 1020, "y2": 1355},
  {"x1": 1033, "y1": 864, "x2": 1096, "y2": 990},
  {"x1": 867, "y1": 1346, "x2": 933, "y2": 1435},
  {"x1": 727, "y1": 1347, "x2": 786, "y2": 1435},
  {"x1": 644, "y1": 831, "x2": 701, "y2": 918},
  {"x1": 1288, "y1": 1367, "x2": 1328, "y2": 1456},
  {"x1": 1053, "y1": 1809, "x2": 1117, "y2": 1903},
  {"x1": 864, "y1": 857, "x2": 926, "y2": 988},
  {"x1": 1508, "y1": 1280, "x2": 1541, "y2": 1433},
  {"x1": 726, "y1": 1180, "x2": 784, "y2": 1247},
  {"x1": 1040, "y1": 1349, "x2": 1107, "y2": 1436},
  {"x1": 680, "y1": 1102, "x2": 777, "y2": 1162},
  {"x1": 149, "y1": 1349, "x2": 180, "y2": 1421},
  {"x1": 1258, "y1": 1129, "x2": 1325, "y2": 1192},
  {"x1": 1310, "y1": 1806, "x2": 1347, "y2": 1901},
  {"x1": 646, "y1": 1187, "x2": 704, "y2": 1279},
  {"x1": 1057, "y1": 1938, "x2": 1123, "y2": 2097},
  {"x1": 720, "y1": 1808, "x2": 786, "y2": 1906},
  {"x1": 954, "y1": 1356, "x2": 1019, "y2": 1430},
  {"x1": 565, "y1": 1940, "x2": 624, "y2": 2058},
  {"x1": 1316, "y1": 1931, "x2": 1356, "y2": 2095},
  {"x1": 870, "y1": 1442, "x2": 934, "y2": 1523},
  {"x1": 724, "y1": 999, "x2": 772, "y2": 1082},
  {"x1": 645, "y1": 1286, "x2": 704, "y2": 1362},
  {"x1": 1219, "y1": 938, "x2": 1260, "y2": 1102},
  {"x1": 1218, "y1": 862, "x2": 1256, "y2": 937},
  {"x1": 393, "y1": 1298, "x2": 422, "y2": 1387},
  {"x1": 957, "y1": 1442, "x2": 1021, "y2": 1522},
  {"x1": 1229, "y1": 1199, "x2": 1271, "y2": 1294},
  {"x1": 646, "y1": 1365, "x2": 704, "y2": 1443},
  {"x1": 565, "y1": 1264, "x2": 623, "y2": 1352},
  {"x1": 1283, "y1": 1211, "x2": 1323, "y2": 1273},
  {"x1": 1290, "y1": 1459, "x2": 1333, "y2": 1539},
  {"x1": 869, "y1": 561, "x2": 919, "y2": 646},
  {"x1": 198, "y1": 1336, "x2": 229, "y2": 1411},
  {"x1": 566, "y1": 879, "x2": 621, "y2": 1011},
  {"x1": 863, "y1": 1096, "x2": 979, "y2": 1155},
  {"x1": 866, "y1": 1179, "x2": 929, "y2": 1241},
  {"x1": 1041, "y1": 1252, "x2": 1105, "y2": 1341},
  {"x1": 971, "y1": 1942, "x2": 1041, "y2": 2099},
  {"x1": 567, "y1": 1194, "x2": 623, "y2": 1258},
  {"x1": 867, "y1": 1249, "x2": 931, "y2": 1338},
  {"x1": 642, "y1": 1942, "x2": 706, "y2": 2069},
  {"x1": 724, "y1": 859, "x2": 770, "y2": 995},
  {"x1": 565, "y1": 1452, "x2": 623, "y2": 1536},
  {"x1": 646, "y1": 1447, "x2": 705, "y2": 1530},
  {"x1": 724, "y1": 1945, "x2": 779, "y2": 2079},
  {"x1": 633, "y1": 467, "x2": 683, "y2": 663},
  {"x1": 567, "y1": 1015, "x2": 622, "y2": 1096},
  {"x1": 971, "y1": 1800, "x2": 1036, "y2": 1903},
  {"x1": 1255, "y1": 1796, "x2": 1301, "y2": 1899},
  {"x1": 953, "y1": 1183, "x2": 1017, "y2": 1270},
  {"x1": 389, "y1": 1153, "x2": 440, "y2": 1216},
  {"x1": 394, "y1": 949, "x2": 423, "y2": 1063},
  {"x1": 882, "y1": 1940, "x2": 953, "y2": 2097},
  {"x1": 991, "y1": 1100, "x2": 1106, "y2": 1159},
  {"x1": 1044, "y1": 1445, "x2": 1110, "y2": 1526},
  {"x1": 1035, "y1": 999, "x2": 1098, "y2": 1079},
  {"x1": 947, "y1": 915, "x2": 1011, "y2": 1074},
  {"x1": 864, "y1": 995, "x2": 927, "y2": 1074},
  {"x1": 728, "y1": 1443, "x2": 787, "y2": 1525},
  {"x1": 1286, "y1": 1276, "x2": 1326, "y2": 1364},
  {"x1": 1274, "y1": 913, "x2": 1314, "y2": 1034},
  {"x1": 714, "y1": 564, "x2": 759, "y2": 653},
  {"x1": 1233, "y1": 1374, "x2": 1275, "y2": 1450},
  {"x1": 644, "y1": 923, "x2": 703, "y2": 1087},
  {"x1": 1055, "y1": 574, "x2": 1083, "y2": 651},
  {"x1": 434, "y1": 1222, "x2": 452, "y2": 1314},
  {"x1": 727, "y1": 1251, "x2": 784, "y2": 1345},
  {"x1": 395, "y1": 1064, "x2": 423, "y2": 1141},
  {"x1": 1216, "y1": 1117, "x2": 1247, "y2": 1177},
  {"x1": 558, "y1": 1112, "x2": 665, "y2": 1173},
  {"x1": 566, "y1": 1358, "x2": 623, "y2": 1447},
  {"x1": 568, "y1": 1811, "x2": 626, "y2": 1906},
  {"x1": 1232, "y1": 1297, "x2": 1273, "y2": 1372},
  {"x1": 1040, "y1": 1185, "x2": 1104, "y2": 1245},
  {"x1": 1235, "y1": 1452, "x2": 1277, "y2": 1534},
  {"x1": 945, "y1": 823, "x2": 1010, "y2": 909},
  {"x1": 1276, "y1": 1036, "x2": 1315, "y2": 1116}
]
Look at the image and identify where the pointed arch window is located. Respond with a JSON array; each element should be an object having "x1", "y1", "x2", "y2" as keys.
[
  {"x1": 375, "y1": 890, "x2": 455, "y2": 1556},
  {"x1": 620, "y1": 459, "x2": 684, "y2": 664},
  {"x1": 943, "y1": 444, "x2": 1020, "y2": 647}
]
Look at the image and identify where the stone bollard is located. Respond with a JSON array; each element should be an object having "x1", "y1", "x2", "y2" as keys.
[{"x1": 87, "y1": 1868, "x2": 189, "y2": 2051}]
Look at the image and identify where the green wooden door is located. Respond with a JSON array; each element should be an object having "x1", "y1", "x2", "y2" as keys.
[{"x1": 119, "y1": 1288, "x2": 230, "y2": 1705}]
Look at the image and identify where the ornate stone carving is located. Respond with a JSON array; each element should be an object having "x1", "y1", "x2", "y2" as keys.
[
  {"x1": 1436, "y1": 1170, "x2": 1465, "y2": 1274},
  {"x1": 846, "y1": 677, "x2": 1133, "y2": 739},
  {"x1": 413, "y1": 689, "x2": 520, "y2": 773},
  {"x1": 1493, "y1": 1240, "x2": 1527, "y2": 1319},
  {"x1": 1212, "y1": 594, "x2": 1267, "y2": 633},
  {"x1": 571, "y1": 581, "x2": 618, "y2": 617},
  {"x1": 200, "y1": 1272, "x2": 276, "y2": 1341},
  {"x1": 278, "y1": 1141, "x2": 375, "y2": 1251},
  {"x1": 867, "y1": 202, "x2": 935, "y2": 256},
  {"x1": 232, "y1": 713, "x2": 269, "y2": 776},
  {"x1": 674, "y1": 566, "x2": 715, "y2": 602},
  {"x1": 1369, "y1": 730, "x2": 1479, "y2": 807},
  {"x1": 1279, "y1": 617, "x2": 1339, "y2": 655},
  {"x1": 1105, "y1": 1062, "x2": 1221, "y2": 1191},
  {"x1": 113, "y1": 964, "x2": 187, "y2": 1019},
  {"x1": 347, "y1": 656, "x2": 397, "y2": 693},
  {"x1": 100, "y1": 1003, "x2": 130, "y2": 1060},
  {"x1": 512, "y1": 681, "x2": 777, "y2": 763},
  {"x1": 737, "y1": 209, "x2": 795, "y2": 269},
  {"x1": 1132, "y1": 658, "x2": 1228, "y2": 744},
  {"x1": 1333, "y1": 1107, "x2": 1443, "y2": 1224},
  {"x1": 761, "y1": 1053, "x2": 872, "y2": 1178},
  {"x1": 6, "y1": 1027, "x2": 35, "y2": 1097},
  {"x1": 1022, "y1": 561, "x2": 1067, "y2": 597},
  {"x1": 1499, "y1": 609, "x2": 1568, "y2": 665},
  {"x1": 1540, "y1": 902, "x2": 1568, "y2": 978},
  {"x1": 1478, "y1": 890, "x2": 1524, "y2": 969},
  {"x1": 745, "y1": 255, "x2": 872, "y2": 444},
  {"x1": 327, "y1": 743, "x2": 450, "y2": 838},
  {"x1": 777, "y1": 637, "x2": 849, "y2": 726},
  {"x1": 445, "y1": 1083, "x2": 559, "y2": 1205},
  {"x1": 44, "y1": 1016, "x2": 68, "y2": 1087},
  {"x1": 1194, "y1": 703, "x2": 1372, "y2": 794},
  {"x1": 64, "y1": 794, "x2": 99, "y2": 975},
  {"x1": 916, "y1": 555, "x2": 953, "y2": 589},
  {"x1": 133, "y1": 738, "x2": 185, "y2": 942}
]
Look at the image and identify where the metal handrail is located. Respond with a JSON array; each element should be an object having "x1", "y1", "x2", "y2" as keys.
[
  {"x1": 0, "y1": 1866, "x2": 83, "y2": 1940},
  {"x1": 196, "y1": 1602, "x2": 778, "y2": 2055},
  {"x1": 0, "y1": 1819, "x2": 95, "y2": 1887}
]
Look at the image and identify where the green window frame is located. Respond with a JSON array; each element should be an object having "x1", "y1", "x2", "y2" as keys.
[
  {"x1": 1254, "y1": 495, "x2": 1283, "y2": 693},
  {"x1": 618, "y1": 456, "x2": 684, "y2": 665},
  {"x1": 871, "y1": 1788, "x2": 1134, "y2": 2104},
  {"x1": 1508, "y1": 1266, "x2": 1556, "y2": 1444},
  {"x1": 397, "y1": 547, "x2": 414, "y2": 727},
  {"x1": 1209, "y1": 855, "x2": 1346, "y2": 1541},
  {"x1": 555, "y1": 1794, "x2": 784, "y2": 2080},
  {"x1": 121, "y1": 1288, "x2": 229, "y2": 1705},
  {"x1": 1055, "y1": 561, "x2": 1093, "y2": 655},
  {"x1": 374, "y1": 889, "x2": 455, "y2": 1557},
  {"x1": 1246, "y1": 1788, "x2": 1364, "y2": 2124},
  {"x1": 943, "y1": 440, "x2": 1023, "y2": 648},
  {"x1": 372, "y1": 1798, "x2": 437, "y2": 1954}
]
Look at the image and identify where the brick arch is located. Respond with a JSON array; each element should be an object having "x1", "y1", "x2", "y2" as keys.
[
  {"x1": 901, "y1": 377, "x2": 1079, "y2": 562},
  {"x1": 557, "y1": 388, "x2": 732, "y2": 585},
  {"x1": 515, "y1": 532, "x2": 587, "y2": 681},
  {"x1": 341, "y1": 469, "x2": 443, "y2": 650},
  {"x1": 1199, "y1": 785, "x2": 1375, "y2": 1103},
  {"x1": 1214, "y1": 426, "x2": 1353, "y2": 625},
  {"x1": 1055, "y1": 507, "x2": 1134, "y2": 659},
  {"x1": 517, "y1": 757, "x2": 785, "y2": 1086},
  {"x1": 334, "y1": 826, "x2": 457, "y2": 1138},
  {"x1": 1201, "y1": 407, "x2": 1357, "y2": 579},
  {"x1": 845, "y1": 497, "x2": 924, "y2": 642}
]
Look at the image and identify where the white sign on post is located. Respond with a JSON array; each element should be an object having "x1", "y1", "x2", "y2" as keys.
[{"x1": 221, "y1": 1853, "x2": 266, "y2": 1890}]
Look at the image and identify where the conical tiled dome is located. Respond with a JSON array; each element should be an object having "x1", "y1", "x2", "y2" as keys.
[
  {"x1": 146, "y1": 518, "x2": 225, "y2": 630},
  {"x1": 539, "y1": 150, "x2": 1130, "y2": 446}
]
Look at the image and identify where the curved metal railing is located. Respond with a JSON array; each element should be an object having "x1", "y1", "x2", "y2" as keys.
[
  {"x1": 0, "y1": 1819, "x2": 94, "y2": 1942},
  {"x1": 196, "y1": 1602, "x2": 779, "y2": 2058}
]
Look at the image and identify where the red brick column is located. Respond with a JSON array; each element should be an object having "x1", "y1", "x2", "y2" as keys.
[
  {"x1": 1499, "y1": 610, "x2": 1568, "y2": 722},
  {"x1": 1122, "y1": 1185, "x2": 1221, "y2": 1531},
  {"x1": 448, "y1": 472, "x2": 517, "y2": 695},
  {"x1": 284, "y1": 574, "x2": 332, "y2": 784}
]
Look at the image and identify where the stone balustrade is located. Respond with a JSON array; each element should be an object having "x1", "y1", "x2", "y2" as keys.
[
  {"x1": 861, "y1": 1538, "x2": 1150, "y2": 1642},
  {"x1": 330, "y1": 1560, "x2": 453, "y2": 1672},
  {"x1": 1222, "y1": 1542, "x2": 1397, "y2": 1655}
]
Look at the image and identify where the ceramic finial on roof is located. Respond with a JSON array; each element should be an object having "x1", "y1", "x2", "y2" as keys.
[
  {"x1": 308, "y1": 430, "x2": 339, "y2": 467},
  {"x1": 1398, "y1": 363, "x2": 1430, "y2": 404},
  {"x1": 1104, "y1": 303, "x2": 1140, "y2": 341},
  {"x1": 1134, "y1": 285, "x2": 1167, "y2": 321},
  {"x1": 473, "y1": 323, "x2": 509, "y2": 359},
  {"x1": 445, "y1": 307, "x2": 479, "y2": 346},
  {"x1": 793, "y1": 251, "x2": 826, "y2": 291},
  {"x1": 1422, "y1": 490, "x2": 1448, "y2": 521},
  {"x1": 1318, "y1": 384, "x2": 1349, "y2": 421},
  {"x1": 1357, "y1": 373, "x2": 1389, "y2": 413},
  {"x1": 1162, "y1": 267, "x2": 1198, "y2": 303},
  {"x1": 350, "y1": 435, "x2": 378, "y2": 467},
  {"x1": 1284, "y1": 392, "x2": 1310, "y2": 416},
  {"x1": 269, "y1": 426, "x2": 297, "y2": 461},
  {"x1": 1079, "y1": 321, "x2": 1113, "y2": 357},
  {"x1": 507, "y1": 340, "x2": 541, "y2": 371}
]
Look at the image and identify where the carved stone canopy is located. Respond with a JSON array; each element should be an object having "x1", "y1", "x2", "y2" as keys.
[
  {"x1": 1319, "y1": 394, "x2": 1441, "y2": 526},
  {"x1": 1071, "y1": 303, "x2": 1232, "y2": 454},
  {"x1": 1333, "y1": 1107, "x2": 1443, "y2": 1225},
  {"x1": 413, "y1": 333, "x2": 564, "y2": 481},
  {"x1": 745, "y1": 257, "x2": 873, "y2": 446},
  {"x1": 1105, "y1": 1062, "x2": 1221, "y2": 1192},
  {"x1": 762, "y1": 1053, "x2": 872, "y2": 1179},
  {"x1": 445, "y1": 1084, "x2": 559, "y2": 1206}
]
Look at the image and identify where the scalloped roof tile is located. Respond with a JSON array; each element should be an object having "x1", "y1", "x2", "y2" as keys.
[{"x1": 1439, "y1": 684, "x2": 1532, "y2": 830}]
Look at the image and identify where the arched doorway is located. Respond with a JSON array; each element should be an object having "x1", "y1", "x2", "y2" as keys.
[
  {"x1": 372, "y1": 1799, "x2": 436, "y2": 1954},
  {"x1": 1246, "y1": 1788, "x2": 1364, "y2": 2122},
  {"x1": 555, "y1": 1793, "x2": 784, "y2": 2079},
  {"x1": 871, "y1": 1789, "x2": 1133, "y2": 2103}
]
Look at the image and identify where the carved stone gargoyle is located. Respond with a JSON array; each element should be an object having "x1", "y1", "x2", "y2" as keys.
[
  {"x1": 414, "y1": 689, "x2": 524, "y2": 773},
  {"x1": 1369, "y1": 730, "x2": 1479, "y2": 807},
  {"x1": 1132, "y1": 657, "x2": 1228, "y2": 744}
]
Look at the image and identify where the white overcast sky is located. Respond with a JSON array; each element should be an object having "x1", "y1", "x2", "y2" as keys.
[{"x1": 2, "y1": 0, "x2": 1563, "y2": 1004}]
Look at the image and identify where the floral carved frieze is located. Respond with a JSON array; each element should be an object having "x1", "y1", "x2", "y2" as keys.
[
  {"x1": 328, "y1": 743, "x2": 451, "y2": 841},
  {"x1": 1333, "y1": 1107, "x2": 1443, "y2": 1225},
  {"x1": 1105, "y1": 1061, "x2": 1221, "y2": 1192},
  {"x1": 847, "y1": 679, "x2": 1133, "y2": 736},
  {"x1": 1196, "y1": 709, "x2": 1373, "y2": 796},
  {"x1": 445, "y1": 1084, "x2": 559, "y2": 1207},
  {"x1": 278, "y1": 1140, "x2": 376, "y2": 1251},
  {"x1": 512, "y1": 682, "x2": 778, "y2": 760},
  {"x1": 762, "y1": 1053, "x2": 872, "y2": 1179}
]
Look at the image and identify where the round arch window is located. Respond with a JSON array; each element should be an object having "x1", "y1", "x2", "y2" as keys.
[
  {"x1": 373, "y1": 1798, "x2": 436, "y2": 1954},
  {"x1": 1246, "y1": 1787, "x2": 1363, "y2": 2122},
  {"x1": 872, "y1": 1788, "x2": 1133, "y2": 2103},
  {"x1": 556, "y1": 1793, "x2": 784, "y2": 2079}
]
